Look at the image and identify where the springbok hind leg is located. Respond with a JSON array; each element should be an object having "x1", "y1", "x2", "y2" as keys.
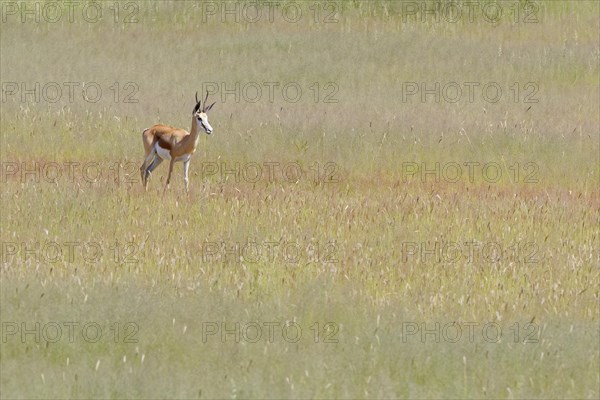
[
  {"x1": 141, "y1": 151, "x2": 156, "y2": 190},
  {"x1": 144, "y1": 157, "x2": 163, "y2": 190},
  {"x1": 140, "y1": 163, "x2": 147, "y2": 187}
]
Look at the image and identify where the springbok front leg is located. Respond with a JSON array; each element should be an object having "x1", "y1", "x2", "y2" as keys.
[
  {"x1": 183, "y1": 159, "x2": 191, "y2": 193},
  {"x1": 163, "y1": 158, "x2": 176, "y2": 194}
]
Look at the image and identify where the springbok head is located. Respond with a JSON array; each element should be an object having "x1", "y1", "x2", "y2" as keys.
[{"x1": 193, "y1": 91, "x2": 216, "y2": 134}]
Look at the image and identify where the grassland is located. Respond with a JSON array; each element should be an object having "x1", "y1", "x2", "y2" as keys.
[{"x1": 1, "y1": 1, "x2": 599, "y2": 398}]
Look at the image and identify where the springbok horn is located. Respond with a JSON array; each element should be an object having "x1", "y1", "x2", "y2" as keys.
[
  {"x1": 195, "y1": 91, "x2": 201, "y2": 111},
  {"x1": 203, "y1": 90, "x2": 209, "y2": 112}
]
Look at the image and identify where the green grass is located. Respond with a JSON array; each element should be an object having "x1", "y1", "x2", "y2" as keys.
[{"x1": 1, "y1": 1, "x2": 599, "y2": 398}]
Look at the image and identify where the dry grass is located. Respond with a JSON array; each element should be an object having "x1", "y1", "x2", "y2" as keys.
[{"x1": 1, "y1": 1, "x2": 599, "y2": 398}]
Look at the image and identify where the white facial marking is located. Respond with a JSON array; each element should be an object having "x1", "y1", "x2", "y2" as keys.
[{"x1": 197, "y1": 114, "x2": 213, "y2": 133}]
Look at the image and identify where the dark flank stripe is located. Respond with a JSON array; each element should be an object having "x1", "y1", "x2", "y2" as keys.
[{"x1": 157, "y1": 135, "x2": 172, "y2": 150}]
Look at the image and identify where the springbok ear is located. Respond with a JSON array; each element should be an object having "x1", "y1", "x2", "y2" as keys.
[
  {"x1": 193, "y1": 91, "x2": 202, "y2": 113},
  {"x1": 205, "y1": 101, "x2": 216, "y2": 112}
]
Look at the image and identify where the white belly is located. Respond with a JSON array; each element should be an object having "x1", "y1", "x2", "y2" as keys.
[{"x1": 155, "y1": 143, "x2": 171, "y2": 160}]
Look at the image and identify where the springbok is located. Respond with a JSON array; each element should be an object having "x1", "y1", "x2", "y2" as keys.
[{"x1": 140, "y1": 91, "x2": 215, "y2": 193}]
